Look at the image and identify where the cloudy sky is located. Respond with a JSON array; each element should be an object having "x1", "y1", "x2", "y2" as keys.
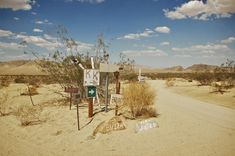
[{"x1": 0, "y1": 0, "x2": 235, "y2": 67}]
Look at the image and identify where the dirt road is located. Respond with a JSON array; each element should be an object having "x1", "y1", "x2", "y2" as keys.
[{"x1": 1, "y1": 80, "x2": 235, "y2": 156}]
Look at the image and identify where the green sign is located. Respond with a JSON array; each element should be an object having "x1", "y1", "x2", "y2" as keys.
[{"x1": 87, "y1": 86, "x2": 96, "y2": 98}]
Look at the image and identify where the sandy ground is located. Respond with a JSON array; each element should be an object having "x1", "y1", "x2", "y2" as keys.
[
  {"x1": 1, "y1": 80, "x2": 235, "y2": 156},
  {"x1": 168, "y1": 79, "x2": 235, "y2": 109}
]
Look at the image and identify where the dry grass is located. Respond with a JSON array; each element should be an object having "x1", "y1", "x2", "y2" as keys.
[
  {"x1": 122, "y1": 82, "x2": 157, "y2": 118},
  {"x1": 15, "y1": 105, "x2": 44, "y2": 126},
  {"x1": 165, "y1": 78, "x2": 175, "y2": 87},
  {"x1": 0, "y1": 91, "x2": 10, "y2": 116},
  {"x1": 20, "y1": 85, "x2": 39, "y2": 96},
  {"x1": 0, "y1": 77, "x2": 11, "y2": 88}
]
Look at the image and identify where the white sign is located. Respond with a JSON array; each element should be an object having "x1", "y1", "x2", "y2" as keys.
[
  {"x1": 110, "y1": 94, "x2": 123, "y2": 105},
  {"x1": 84, "y1": 69, "x2": 100, "y2": 86},
  {"x1": 100, "y1": 63, "x2": 120, "y2": 73}
]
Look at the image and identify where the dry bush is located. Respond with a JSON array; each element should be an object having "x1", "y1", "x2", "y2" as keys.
[
  {"x1": 122, "y1": 82, "x2": 157, "y2": 118},
  {"x1": 14, "y1": 76, "x2": 28, "y2": 83},
  {"x1": 0, "y1": 91, "x2": 10, "y2": 116},
  {"x1": 0, "y1": 77, "x2": 11, "y2": 88},
  {"x1": 165, "y1": 78, "x2": 175, "y2": 87},
  {"x1": 20, "y1": 85, "x2": 39, "y2": 96},
  {"x1": 15, "y1": 105, "x2": 43, "y2": 126},
  {"x1": 211, "y1": 79, "x2": 235, "y2": 94},
  {"x1": 41, "y1": 98, "x2": 69, "y2": 107}
]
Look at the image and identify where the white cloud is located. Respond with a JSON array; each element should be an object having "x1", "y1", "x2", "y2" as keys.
[
  {"x1": 164, "y1": 0, "x2": 235, "y2": 20},
  {"x1": 0, "y1": 0, "x2": 33, "y2": 11},
  {"x1": 172, "y1": 43, "x2": 232, "y2": 58},
  {"x1": 76, "y1": 0, "x2": 105, "y2": 3},
  {"x1": 14, "y1": 17, "x2": 20, "y2": 20},
  {"x1": 31, "y1": 11, "x2": 37, "y2": 15},
  {"x1": 160, "y1": 41, "x2": 170, "y2": 46},
  {"x1": 155, "y1": 26, "x2": 170, "y2": 33},
  {"x1": 35, "y1": 20, "x2": 43, "y2": 24},
  {"x1": 221, "y1": 37, "x2": 235, "y2": 44},
  {"x1": 0, "y1": 29, "x2": 14, "y2": 37},
  {"x1": 15, "y1": 33, "x2": 93, "y2": 52},
  {"x1": 16, "y1": 34, "x2": 59, "y2": 51},
  {"x1": 35, "y1": 19, "x2": 52, "y2": 25},
  {"x1": 33, "y1": 28, "x2": 43, "y2": 33},
  {"x1": 122, "y1": 48, "x2": 168, "y2": 57},
  {"x1": 118, "y1": 28, "x2": 154, "y2": 40},
  {"x1": 0, "y1": 42, "x2": 25, "y2": 50}
]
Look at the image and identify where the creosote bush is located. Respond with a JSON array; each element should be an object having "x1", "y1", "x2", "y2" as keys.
[
  {"x1": 165, "y1": 78, "x2": 175, "y2": 87},
  {"x1": 123, "y1": 82, "x2": 157, "y2": 118},
  {"x1": 15, "y1": 105, "x2": 43, "y2": 126}
]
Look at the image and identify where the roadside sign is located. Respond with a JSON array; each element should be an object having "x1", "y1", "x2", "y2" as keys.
[
  {"x1": 100, "y1": 63, "x2": 120, "y2": 73},
  {"x1": 64, "y1": 87, "x2": 79, "y2": 93},
  {"x1": 84, "y1": 69, "x2": 100, "y2": 86},
  {"x1": 87, "y1": 86, "x2": 96, "y2": 98},
  {"x1": 72, "y1": 92, "x2": 81, "y2": 103},
  {"x1": 110, "y1": 94, "x2": 123, "y2": 105}
]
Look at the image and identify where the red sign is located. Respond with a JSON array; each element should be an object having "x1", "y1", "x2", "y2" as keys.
[{"x1": 64, "y1": 87, "x2": 79, "y2": 93}]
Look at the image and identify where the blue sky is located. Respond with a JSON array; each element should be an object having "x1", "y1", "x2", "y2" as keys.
[{"x1": 0, "y1": 0, "x2": 235, "y2": 67}]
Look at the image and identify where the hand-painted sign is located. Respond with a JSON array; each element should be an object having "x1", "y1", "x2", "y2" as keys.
[
  {"x1": 84, "y1": 69, "x2": 100, "y2": 86},
  {"x1": 110, "y1": 94, "x2": 123, "y2": 105},
  {"x1": 64, "y1": 87, "x2": 79, "y2": 93}
]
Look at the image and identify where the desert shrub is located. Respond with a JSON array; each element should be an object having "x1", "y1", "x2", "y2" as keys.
[
  {"x1": 165, "y1": 78, "x2": 175, "y2": 87},
  {"x1": 194, "y1": 72, "x2": 214, "y2": 86},
  {"x1": 122, "y1": 82, "x2": 157, "y2": 118},
  {"x1": 0, "y1": 77, "x2": 11, "y2": 88},
  {"x1": 14, "y1": 76, "x2": 28, "y2": 83},
  {"x1": 121, "y1": 73, "x2": 137, "y2": 82},
  {"x1": 15, "y1": 105, "x2": 43, "y2": 126},
  {"x1": 0, "y1": 91, "x2": 9, "y2": 116},
  {"x1": 20, "y1": 85, "x2": 39, "y2": 96},
  {"x1": 211, "y1": 78, "x2": 235, "y2": 94}
]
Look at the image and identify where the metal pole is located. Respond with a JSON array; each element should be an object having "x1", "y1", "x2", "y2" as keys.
[{"x1": 77, "y1": 102, "x2": 80, "y2": 130}]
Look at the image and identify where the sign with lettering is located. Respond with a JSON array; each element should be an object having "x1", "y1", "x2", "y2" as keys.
[
  {"x1": 64, "y1": 87, "x2": 79, "y2": 93},
  {"x1": 84, "y1": 69, "x2": 100, "y2": 86},
  {"x1": 110, "y1": 94, "x2": 123, "y2": 105}
]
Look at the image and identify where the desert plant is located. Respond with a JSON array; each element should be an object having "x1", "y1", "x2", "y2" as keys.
[
  {"x1": 0, "y1": 91, "x2": 10, "y2": 116},
  {"x1": 20, "y1": 85, "x2": 39, "y2": 96},
  {"x1": 0, "y1": 77, "x2": 11, "y2": 88},
  {"x1": 165, "y1": 78, "x2": 175, "y2": 87},
  {"x1": 122, "y1": 82, "x2": 157, "y2": 118},
  {"x1": 15, "y1": 105, "x2": 43, "y2": 126},
  {"x1": 14, "y1": 76, "x2": 28, "y2": 83}
]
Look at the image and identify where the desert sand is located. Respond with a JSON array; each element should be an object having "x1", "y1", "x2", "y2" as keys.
[{"x1": 1, "y1": 80, "x2": 235, "y2": 156}]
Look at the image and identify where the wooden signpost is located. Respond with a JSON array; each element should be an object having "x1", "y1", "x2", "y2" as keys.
[
  {"x1": 84, "y1": 57, "x2": 100, "y2": 118},
  {"x1": 64, "y1": 87, "x2": 80, "y2": 130},
  {"x1": 100, "y1": 63, "x2": 120, "y2": 112}
]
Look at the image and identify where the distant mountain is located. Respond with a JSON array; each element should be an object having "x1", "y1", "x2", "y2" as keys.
[
  {"x1": 186, "y1": 64, "x2": 218, "y2": 72},
  {"x1": 0, "y1": 60, "x2": 46, "y2": 75},
  {"x1": 164, "y1": 65, "x2": 184, "y2": 72},
  {"x1": 0, "y1": 59, "x2": 220, "y2": 75}
]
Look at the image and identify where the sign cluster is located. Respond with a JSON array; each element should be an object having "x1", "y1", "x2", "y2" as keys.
[{"x1": 84, "y1": 69, "x2": 100, "y2": 98}]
